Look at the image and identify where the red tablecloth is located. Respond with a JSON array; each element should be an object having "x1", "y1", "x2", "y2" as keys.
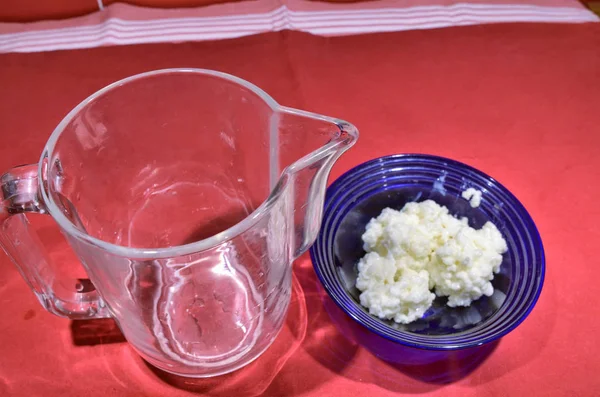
[{"x1": 1, "y1": 24, "x2": 599, "y2": 396}]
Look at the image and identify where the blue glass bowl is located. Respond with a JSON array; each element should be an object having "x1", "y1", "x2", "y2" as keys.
[{"x1": 310, "y1": 154, "x2": 545, "y2": 356}]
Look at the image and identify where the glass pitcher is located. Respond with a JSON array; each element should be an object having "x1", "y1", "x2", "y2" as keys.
[{"x1": 0, "y1": 69, "x2": 358, "y2": 377}]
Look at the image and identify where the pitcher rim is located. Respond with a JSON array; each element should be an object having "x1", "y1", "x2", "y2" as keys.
[{"x1": 39, "y1": 68, "x2": 357, "y2": 259}]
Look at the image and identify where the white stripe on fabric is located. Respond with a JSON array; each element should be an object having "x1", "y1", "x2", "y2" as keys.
[
  {"x1": 3, "y1": 3, "x2": 595, "y2": 40},
  {"x1": 0, "y1": 3, "x2": 597, "y2": 53}
]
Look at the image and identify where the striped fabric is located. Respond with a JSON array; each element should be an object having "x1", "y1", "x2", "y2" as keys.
[{"x1": 0, "y1": 1, "x2": 597, "y2": 53}]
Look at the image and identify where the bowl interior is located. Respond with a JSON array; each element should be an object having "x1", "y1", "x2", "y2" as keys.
[
  {"x1": 333, "y1": 185, "x2": 512, "y2": 335},
  {"x1": 311, "y1": 154, "x2": 544, "y2": 346}
]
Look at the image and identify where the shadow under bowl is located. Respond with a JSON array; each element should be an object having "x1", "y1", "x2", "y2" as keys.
[{"x1": 310, "y1": 154, "x2": 545, "y2": 364}]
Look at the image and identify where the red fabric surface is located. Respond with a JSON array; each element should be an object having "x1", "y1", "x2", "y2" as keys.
[
  {"x1": 1, "y1": 24, "x2": 600, "y2": 396},
  {"x1": 0, "y1": 0, "x2": 100, "y2": 22},
  {"x1": 0, "y1": 0, "x2": 244, "y2": 22},
  {"x1": 102, "y1": 0, "x2": 245, "y2": 11}
]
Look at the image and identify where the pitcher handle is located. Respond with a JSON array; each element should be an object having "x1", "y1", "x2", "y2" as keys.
[{"x1": 0, "y1": 164, "x2": 110, "y2": 319}]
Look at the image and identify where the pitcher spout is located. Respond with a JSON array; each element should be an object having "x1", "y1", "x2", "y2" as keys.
[{"x1": 272, "y1": 107, "x2": 358, "y2": 258}]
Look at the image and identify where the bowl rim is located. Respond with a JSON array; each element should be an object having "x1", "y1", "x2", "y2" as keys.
[{"x1": 310, "y1": 153, "x2": 546, "y2": 350}]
